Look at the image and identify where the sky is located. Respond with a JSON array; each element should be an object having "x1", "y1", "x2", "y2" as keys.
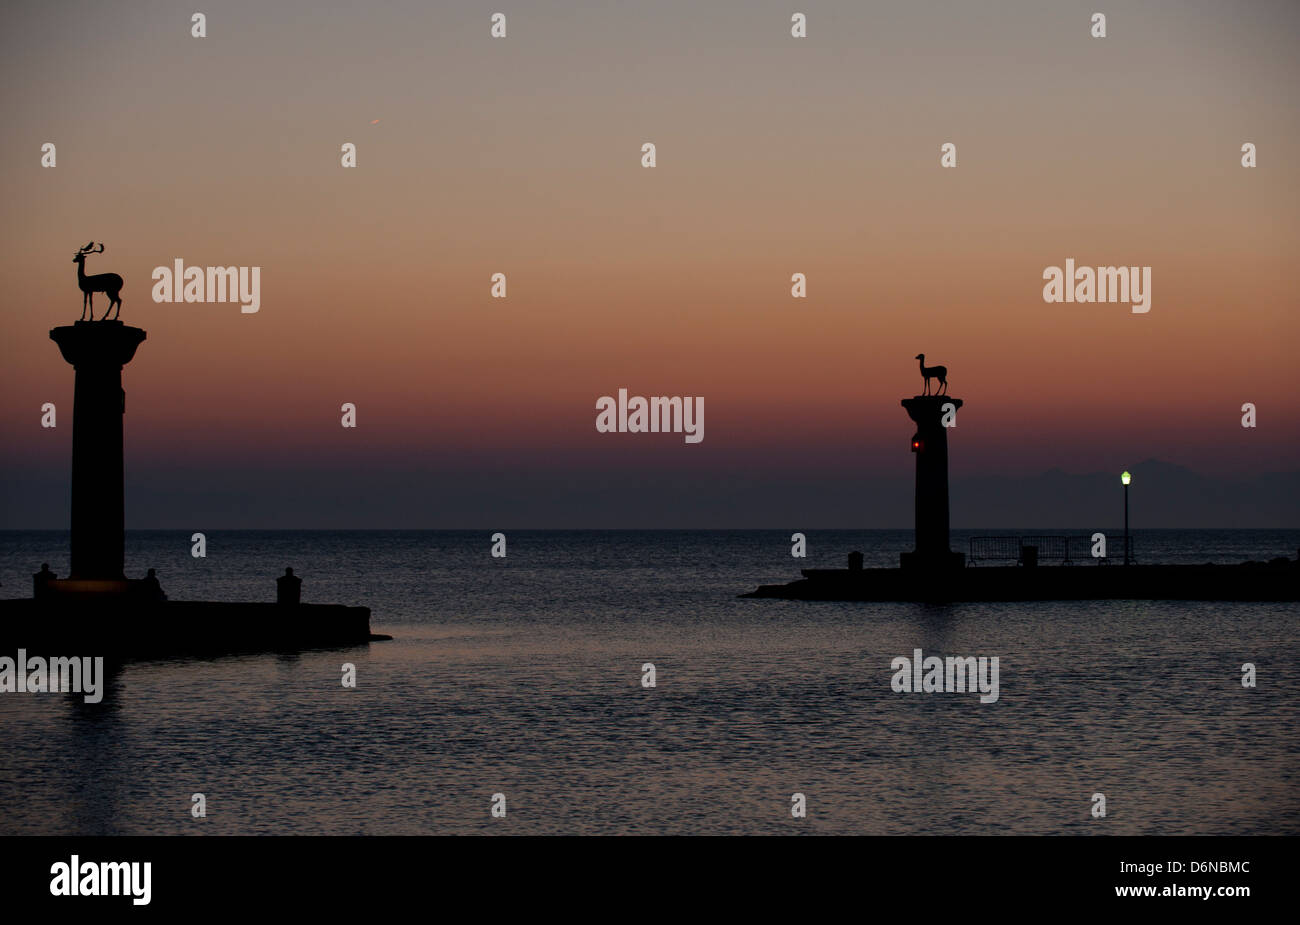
[{"x1": 1, "y1": 0, "x2": 1297, "y2": 527}]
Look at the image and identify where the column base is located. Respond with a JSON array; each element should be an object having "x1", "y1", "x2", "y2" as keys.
[{"x1": 900, "y1": 550, "x2": 966, "y2": 572}]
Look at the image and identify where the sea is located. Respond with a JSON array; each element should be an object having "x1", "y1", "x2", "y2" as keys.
[{"x1": 0, "y1": 528, "x2": 1297, "y2": 835}]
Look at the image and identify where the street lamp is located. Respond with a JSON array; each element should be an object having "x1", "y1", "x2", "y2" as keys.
[{"x1": 1120, "y1": 471, "x2": 1132, "y2": 566}]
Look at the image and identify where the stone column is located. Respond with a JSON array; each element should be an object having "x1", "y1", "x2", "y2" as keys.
[
  {"x1": 900, "y1": 394, "x2": 963, "y2": 570},
  {"x1": 49, "y1": 321, "x2": 147, "y2": 580}
]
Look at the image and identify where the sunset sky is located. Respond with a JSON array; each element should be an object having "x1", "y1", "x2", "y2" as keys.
[{"x1": 2, "y1": 0, "x2": 1297, "y2": 527}]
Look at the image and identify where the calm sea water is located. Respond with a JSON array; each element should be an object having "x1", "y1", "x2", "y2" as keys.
[{"x1": 0, "y1": 529, "x2": 1297, "y2": 835}]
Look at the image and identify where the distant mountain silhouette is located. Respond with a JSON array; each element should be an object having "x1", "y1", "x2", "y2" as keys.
[
  {"x1": 950, "y1": 460, "x2": 1300, "y2": 529},
  {"x1": 2, "y1": 459, "x2": 1295, "y2": 529}
]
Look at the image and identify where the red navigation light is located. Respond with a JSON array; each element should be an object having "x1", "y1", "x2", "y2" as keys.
[{"x1": 911, "y1": 438, "x2": 922, "y2": 453}]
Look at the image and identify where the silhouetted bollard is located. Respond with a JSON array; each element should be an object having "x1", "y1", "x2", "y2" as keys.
[
  {"x1": 276, "y1": 567, "x2": 302, "y2": 605},
  {"x1": 33, "y1": 563, "x2": 56, "y2": 599},
  {"x1": 1021, "y1": 545, "x2": 1038, "y2": 568},
  {"x1": 848, "y1": 551, "x2": 864, "y2": 572},
  {"x1": 141, "y1": 567, "x2": 166, "y2": 601}
]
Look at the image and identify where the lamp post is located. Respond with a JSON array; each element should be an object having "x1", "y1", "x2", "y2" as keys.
[{"x1": 1121, "y1": 470, "x2": 1131, "y2": 566}]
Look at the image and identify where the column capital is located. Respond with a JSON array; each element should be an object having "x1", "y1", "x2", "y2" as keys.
[
  {"x1": 50, "y1": 321, "x2": 147, "y2": 368},
  {"x1": 902, "y1": 394, "x2": 962, "y2": 425}
]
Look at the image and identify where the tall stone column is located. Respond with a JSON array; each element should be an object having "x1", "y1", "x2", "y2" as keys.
[
  {"x1": 900, "y1": 394, "x2": 963, "y2": 571},
  {"x1": 50, "y1": 321, "x2": 147, "y2": 580}
]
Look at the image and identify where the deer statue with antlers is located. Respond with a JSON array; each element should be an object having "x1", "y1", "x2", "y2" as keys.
[{"x1": 73, "y1": 242, "x2": 124, "y2": 321}]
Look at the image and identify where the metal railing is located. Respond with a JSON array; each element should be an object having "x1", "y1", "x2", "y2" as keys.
[{"x1": 967, "y1": 535, "x2": 1134, "y2": 566}]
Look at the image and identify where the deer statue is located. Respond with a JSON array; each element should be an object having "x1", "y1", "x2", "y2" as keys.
[
  {"x1": 73, "y1": 242, "x2": 124, "y2": 321},
  {"x1": 915, "y1": 353, "x2": 948, "y2": 396}
]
